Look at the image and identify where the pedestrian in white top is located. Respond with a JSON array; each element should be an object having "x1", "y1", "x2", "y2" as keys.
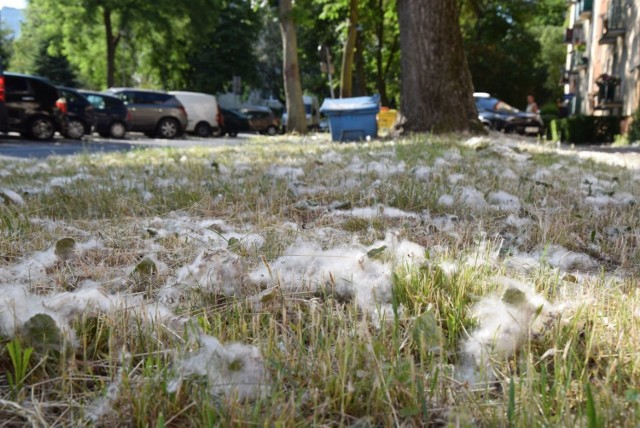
[{"x1": 526, "y1": 95, "x2": 539, "y2": 114}]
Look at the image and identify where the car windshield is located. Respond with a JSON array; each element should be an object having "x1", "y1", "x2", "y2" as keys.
[{"x1": 476, "y1": 96, "x2": 519, "y2": 113}]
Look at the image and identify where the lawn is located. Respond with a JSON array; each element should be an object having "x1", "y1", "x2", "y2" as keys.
[{"x1": 0, "y1": 133, "x2": 639, "y2": 426}]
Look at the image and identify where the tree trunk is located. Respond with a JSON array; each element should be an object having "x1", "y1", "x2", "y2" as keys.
[
  {"x1": 278, "y1": 0, "x2": 307, "y2": 134},
  {"x1": 397, "y1": 0, "x2": 480, "y2": 133},
  {"x1": 103, "y1": 8, "x2": 116, "y2": 88},
  {"x1": 374, "y1": 0, "x2": 388, "y2": 106},
  {"x1": 353, "y1": 32, "x2": 367, "y2": 96},
  {"x1": 340, "y1": 0, "x2": 358, "y2": 98}
]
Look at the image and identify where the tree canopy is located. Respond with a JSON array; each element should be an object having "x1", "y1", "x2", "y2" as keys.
[{"x1": 4, "y1": 0, "x2": 566, "y2": 117}]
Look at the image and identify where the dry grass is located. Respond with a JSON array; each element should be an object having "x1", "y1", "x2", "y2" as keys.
[{"x1": 0, "y1": 132, "x2": 639, "y2": 426}]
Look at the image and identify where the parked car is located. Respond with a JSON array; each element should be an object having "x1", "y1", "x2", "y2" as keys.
[
  {"x1": 169, "y1": 91, "x2": 222, "y2": 137},
  {"x1": 474, "y1": 92, "x2": 544, "y2": 136},
  {"x1": 219, "y1": 108, "x2": 251, "y2": 137},
  {"x1": 0, "y1": 57, "x2": 8, "y2": 134},
  {"x1": 238, "y1": 106, "x2": 280, "y2": 135},
  {"x1": 2, "y1": 72, "x2": 68, "y2": 140},
  {"x1": 79, "y1": 90, "x2": 131, "y2": 138},
  {"x1": 57, "y1": 86, "x2": 94, "y2": 139},
  {"x1": 105, "y1": 88, "x2": 187, "y2": 139}
]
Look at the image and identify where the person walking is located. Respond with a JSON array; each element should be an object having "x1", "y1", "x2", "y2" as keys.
[{"x1": 526, "y1": 95, "x2": 539, "y2": 114}]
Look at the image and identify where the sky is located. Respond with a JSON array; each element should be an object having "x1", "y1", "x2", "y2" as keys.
[{"x1": 0, "y1": 0, "x2": 26, "y2": 9}]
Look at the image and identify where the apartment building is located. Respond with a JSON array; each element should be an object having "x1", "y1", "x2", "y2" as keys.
[{"x1": 564, "y1": 0, "x2": 639, "y2": 131}]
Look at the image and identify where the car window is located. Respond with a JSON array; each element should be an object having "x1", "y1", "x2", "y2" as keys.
[
  {"x1": 61, "y1": 89, "x2": 80, "y2": 103},
  {"x1": 133, "y1": 91, "x2": 170, "y2": 105},
  {"x1": 475, "y1": 97, "x2": 498, "y2": 112},
  {"x1": 86, "y1": 94, "x2": 106, "y2": 109},
  {"x1": 5, "y1": 76, "x2": 29, "y2": 93},
  {"x1": 104, "y1": 97, "x2": 121, "y2": 109}
]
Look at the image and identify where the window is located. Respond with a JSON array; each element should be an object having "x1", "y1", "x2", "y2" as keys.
[{"x1": 5, "y1": 76, "x2": 29, "y2": 93}]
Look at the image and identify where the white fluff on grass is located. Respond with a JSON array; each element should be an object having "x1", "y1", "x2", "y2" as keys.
[
  {"x1": 448, "y1": 174, "x2": 465, "y2": 185},
  {"x1": 0, "y1": 239, "x2": 103, "y2": 283},
  {"x1": 146, "y1": 217, "x2": 264, "y2": 251},
  {"x1": 268, "y1": 165, "x2": 305, "y2": 181},
  {"x1": 160, "y1": 248, "x2": 247, "y2": 301},
  {"x1": 331, "y1": 205, "x2": 422, "y2": 220},
  {"x1": 505, "y1": 214, "x2": 531, "y2": 229},
  {"x1": 584, "y1": 192, "x2": 636, "y2": 209},
  {"x1": 438, "y1": 195, "x2": 455, "y2": 207},
  {"x1": 0, "y1": 188, "x2": 25, "y2": 206},
  {"x1": 249, "y1": 234, "x2": 425, "y2": 323},
  {"x1": 487, "y1": 191, "x2": 521, "y2": 212},
  {"x1": 171, "y1": 334, "x2": 268, "y2": 401},
  {"x1": 460, "y1": 277, "x2": 559, "y2": 383},
  {"x1": 443, "y1": 149, "x2": 462, "y2": 162},
  {"x1": 412, "y1": 166, "x2": 431, "y2": 180},
  {"x1": 0, "y1": 284, "x2": 75, "y2": 343},
  {"x1": 459, "y1": 187, "x2": 488, "y2": 211},
  {"x1": 506, "y1": 245, "x2": 599, "y2": 275}
]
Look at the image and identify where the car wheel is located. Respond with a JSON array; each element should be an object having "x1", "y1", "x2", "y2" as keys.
[
  {"x1": 65, "y1": 118, "x2": 86, "y2": 139},
  {"x1": 194, "y1": 122, "x2": 212, "y2": 138},
  {"x1": 28, "y1": 116, "x2": 56, "y2": 141},
  {"x1": 108, "y1": 121, "x2": 127, "y2": 139},
  {"x1": 156, "y1": 118, "x2": 180, "y2": 139},
  {"x1": 266, "y1": 125, "x2": 278, "y2": 136}
]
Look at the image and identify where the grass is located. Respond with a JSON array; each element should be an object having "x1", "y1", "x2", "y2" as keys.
[{"x1": 0, "y1": 132, "x2": 639, "y2": 426}]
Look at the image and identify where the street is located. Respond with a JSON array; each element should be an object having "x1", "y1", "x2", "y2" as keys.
[{"x1": 0, "y1": 133, "x2": 252, "y2": 159}]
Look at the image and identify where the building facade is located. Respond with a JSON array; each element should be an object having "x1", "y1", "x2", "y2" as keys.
[{"x1": 564, "y1": 0, "x2": 640, "y2": 131}]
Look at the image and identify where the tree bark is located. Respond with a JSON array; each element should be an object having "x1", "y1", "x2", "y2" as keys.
[
  {"x1": 340, "y1": 0, "x2": 358, "y2": 98},
  {"x1": 397, "y1": 0, "x2": 480, "y2": 133},
  {"x1": 278, "y1": 0, "x2": 307, "y2": 134},
  {"x1": 103, "y1": 8, "x2": 116, "y2": 88}
]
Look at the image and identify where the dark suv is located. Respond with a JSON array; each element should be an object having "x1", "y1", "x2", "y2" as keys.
[
  {"x1": 105, "y1": 88, "x2": 187, "y2": 139},
  {"x1": 58, "y1": 86, "x2": 95, "y2": 139},
  {"x1": 79, "y1": 90, "x2": 130, "y2": 138},
  {"x1": 2, "y1": 72, "x2": 68, "y2": 140}
]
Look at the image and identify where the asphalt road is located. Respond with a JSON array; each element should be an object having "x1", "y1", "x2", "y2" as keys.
[{"x1": 0, "y1": 132, "x2": 251, "y2": 159}]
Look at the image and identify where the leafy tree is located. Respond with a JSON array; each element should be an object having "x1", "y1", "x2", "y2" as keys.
[
  {"x1": 397, "y1": 0, "x2": 479, "y2": 133},
  {"x1": 25, "y1": 0, "x2": 221, "y2": 89},
  {"x1": 460, "y1": 0, "x2": 566, "y2": 107},
  {"x1": 0, "y1": 23, "x2": 13, "y2": 64},
  {"x1": 183, "y1": 1, "x2": 261, "y2": 95}
]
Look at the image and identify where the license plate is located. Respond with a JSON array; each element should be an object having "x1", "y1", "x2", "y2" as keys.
[{"x1": 525, "y1": 126, "x2": 539, "y2": 133}]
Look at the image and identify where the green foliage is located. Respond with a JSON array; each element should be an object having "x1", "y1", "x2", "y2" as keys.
[
  {"x1": 550, "y1": 116, "x2": 621, "y2": 144},
  {"x1": 6, "y1": 338, "x2": 34, "y2": 395},
  {"x1": 627, "y1": 108, "x2": 640, "y2": 143},
  {"x1": 461, "y1": 0, "x2": 566, "y2": 106},
  {"x1": 184, "y1": 1, "x2": 262, "y2": 94}
]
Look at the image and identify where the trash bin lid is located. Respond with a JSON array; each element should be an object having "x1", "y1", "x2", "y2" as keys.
[{"x1": 319, "y1": 94, "x2": 380, "y2": 114}]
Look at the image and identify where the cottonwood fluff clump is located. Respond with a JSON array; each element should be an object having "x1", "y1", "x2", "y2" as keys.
[
  {"x1": 170, "y1": 333, "x2": 269, "y2": 401},
  {"x1": 248, "y1": 233, "x2": 426, "y2": 323},
  {"x1": 459, "y1": 277, "x2": 561, "y2": 384}
]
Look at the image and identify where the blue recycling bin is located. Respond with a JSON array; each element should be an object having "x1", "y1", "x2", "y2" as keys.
[{"x1": 319, "y1": 95, "x2": 380, "y2": 142}]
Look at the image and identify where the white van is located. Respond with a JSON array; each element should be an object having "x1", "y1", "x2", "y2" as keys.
[
  {"x1": 282, "y1": 95, "x2": 321, "y2": 131},
  {"x1": 169, "y1": 91, "x2": 221, "y2": 137}
]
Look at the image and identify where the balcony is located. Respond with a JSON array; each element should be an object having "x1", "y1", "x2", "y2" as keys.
[
  {"x1": 595, "y1": 74, "x2": 623, "y2": 109},
  {"x1": 570, "y1": 50, "x2": 589, "y2": 73},
  {"x1": 599, "y1": 0, "x2": 626, "y2": 44},
  {"x1": 575, "y1": 0, "x2": 593, "y2": 23}
]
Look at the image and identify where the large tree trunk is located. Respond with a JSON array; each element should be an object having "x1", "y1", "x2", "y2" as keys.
[
  {"x1": 340, "y1": 0, "x2": 358, "y2": 98},
  {"x1": 397, "y1": 0, "x2": 479, "y2": 133},
  {"x1": 103, "y1": 8, "x2": 116, "y2": 88},
  {"x1": 278, "y1": 0, "x2": 307, "y2": 134}
]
